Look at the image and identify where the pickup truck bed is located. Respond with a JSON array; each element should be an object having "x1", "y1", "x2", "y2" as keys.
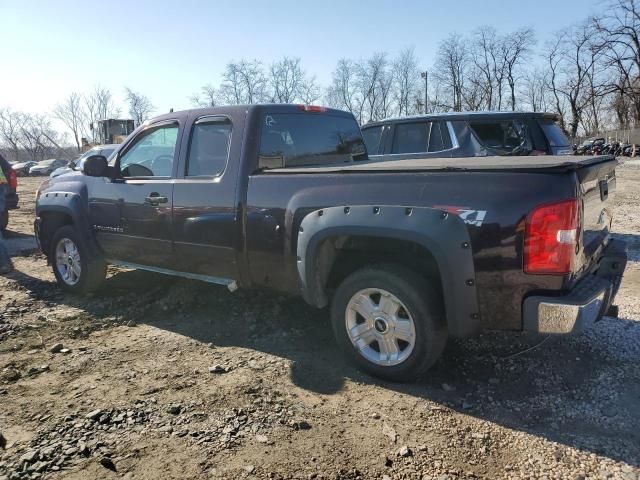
[
  {"x1": 34, "y1": 104, "x2": 627, "y2": 381},
  {"x1": 268, "y1": 154, "x2": 614, "y2": 173}
]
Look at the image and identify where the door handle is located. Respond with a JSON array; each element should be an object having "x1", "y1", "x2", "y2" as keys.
[{"x1": 144, "y1": 193, "x2": 168, "y2": 206}]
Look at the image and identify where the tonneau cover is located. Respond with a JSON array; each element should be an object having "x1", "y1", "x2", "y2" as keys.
[{"x1": 265, "y1": 155, "x2": 617, "y2": 174}]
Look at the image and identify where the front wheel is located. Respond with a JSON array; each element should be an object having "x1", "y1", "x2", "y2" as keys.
[
  {"x1": 50, "y1": 225, "x2": 106, "y2": 293},
  {"x1": 331, "y1": 264, "x2": 447, "y2": 382}
]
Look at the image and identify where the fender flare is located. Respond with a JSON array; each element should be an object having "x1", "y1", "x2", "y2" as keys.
[
  {"x1": 296, "y1": 205, "x2": 480, "y2": 337},
  {"x1": 36, "y1": 190, "x2": 100, "y2": 258}
]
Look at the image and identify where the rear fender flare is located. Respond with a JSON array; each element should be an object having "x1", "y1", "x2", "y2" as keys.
[{"x1": 297, "y1": 205, "x2": 480, "y2": 337}]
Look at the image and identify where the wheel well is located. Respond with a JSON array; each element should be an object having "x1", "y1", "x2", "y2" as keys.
[
  {"x1": 39, "y1": 211, "x2": 73, "y2": 257},
  {"x1": 320, "y1": 235, "x2": 444, "y2": 298}
]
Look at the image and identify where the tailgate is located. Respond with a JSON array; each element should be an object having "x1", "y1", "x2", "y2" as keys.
[{"x1": 576, "y1": 157, "x2": 617, "y2": 276}]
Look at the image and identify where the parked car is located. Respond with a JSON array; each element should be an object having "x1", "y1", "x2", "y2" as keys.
[
  {"x1": 362, "y1": 111, "x2": 572, "y2": 160},
  {"x1": 50, "y1": 145, "x2": 119, "y2": 178},
  {"x1": 35, "y1": 104, "x2": 627, "y2": 381},
  {"x1": 29, "y1": 159, "x2": 68, "y2": 176},
  {"x1": 12, "y1": 161, "x2": 37, "y2": 176},
  {"x1": 0, "y1": 154, "x2": 19, "y2": 231}
]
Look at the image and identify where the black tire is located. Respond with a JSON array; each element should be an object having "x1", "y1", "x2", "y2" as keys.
[
  {"x1": 331, "y1": 264, "x2": 447, "y2": 382},
  {"x1": 0, "y1": 210, "x2": 8, "y2": 232},
  {"x1": 49, "y1": 225, "x2": 106, "y2": 294}
]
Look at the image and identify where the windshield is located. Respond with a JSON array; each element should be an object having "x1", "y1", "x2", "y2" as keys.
[{"x1": 75, "y1": 147, "x2": 116, "y2": 170}]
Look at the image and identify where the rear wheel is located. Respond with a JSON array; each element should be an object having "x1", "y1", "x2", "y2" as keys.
[
  {"x1": 50, "y1": 225, "x2": 106, "y2": 293},
  {"x1": 331, "y1": 264, "x2": 447, "y2": 382}
]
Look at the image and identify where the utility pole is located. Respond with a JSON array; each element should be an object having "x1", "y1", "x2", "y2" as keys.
[{"x1": 421, "y1": 71, "x2": 428, "y2": 114}]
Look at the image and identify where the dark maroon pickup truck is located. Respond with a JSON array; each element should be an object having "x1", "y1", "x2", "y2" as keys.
[{"x1": 34, "y1": 104, "x2": 627, "y2": 381}]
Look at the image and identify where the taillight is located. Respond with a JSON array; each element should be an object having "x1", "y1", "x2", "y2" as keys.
[
  {"x1": 8, "y1": 169, "x2": 17, "y2": 190},
  {"x1": 524, "y1": 199, "x2": 579, "y2": 274},
  {"x1": 297, "y1": 104, "x2": 327, "y2": 113}
]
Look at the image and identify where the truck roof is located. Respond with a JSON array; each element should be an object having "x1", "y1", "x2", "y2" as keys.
[
  {"x1": 148, "y1": 104, "x2": 355, "y2": 124},
  {"x1": 363, "y1": 111, "x2": 561, "y2": 128}
]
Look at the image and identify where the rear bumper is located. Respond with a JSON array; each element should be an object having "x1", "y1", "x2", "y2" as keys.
[{"x1": 523, "y1": 238, "x2": 627, "y2": 334}]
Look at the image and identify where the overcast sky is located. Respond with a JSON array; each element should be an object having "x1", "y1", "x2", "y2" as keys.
[{"x1": 0, "y1": 0, "x2": 603, "y2": 117}]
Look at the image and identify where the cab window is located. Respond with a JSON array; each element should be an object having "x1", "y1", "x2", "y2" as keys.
[
  {"x1": 119, "y1": 124, "x2": 179, "y2": 177},
  {"x1": 187, "y1": 118, "x2": 232, "y2": 176},
  {"x1": 258, "y1": 113, "x2": 366, "y2": 168}
]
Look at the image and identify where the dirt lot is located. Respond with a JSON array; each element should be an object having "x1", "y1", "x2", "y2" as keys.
[{"x1": 1, "y1": 169, "x2": 639, "y2": 480}]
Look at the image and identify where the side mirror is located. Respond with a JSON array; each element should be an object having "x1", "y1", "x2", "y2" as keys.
[{"x1": 83, "y1": 155, "x2": 108, "y2": 177}]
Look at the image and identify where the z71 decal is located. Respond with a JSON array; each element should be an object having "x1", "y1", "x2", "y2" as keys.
[{"x1": 433, "y1": 206, "x2": 488, "y2": 227}]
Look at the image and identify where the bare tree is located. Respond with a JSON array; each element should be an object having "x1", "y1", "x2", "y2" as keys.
[
  {"x1": 433, "y1": 33, "x2": 469, "y2": 111},
  {"x1": 0, "y1": 109, "x2": 25, "y2": 162},
  {"x1": 218, "y1": 60, "x2": 267, "y2": 105},
  {"x1": 19, "y1": 114, "x2": 61, "y2": 161},
  {"x1": 83, "y1": 86, "x2": 120, "y2": 143},
  {"x1": 356, "y1": 52, "x2": 391, "y2": 122},
  {"x1": 471, "y1": 26, "x2": 502, "y2": 109},
  {"x1": 545, "y1": 23, "x2": 606, "y2": 139},
  {"x1": 521, "y1": 69, "x2": 549, "y2": 112},
  {"x1": 190, "y1": 84, "x2": 217, "y2": 107},
  {"x1": 593, "y1": 0, "x2": 640, "y2": 126},
  {"x1": 298, "y1": 75, "x2": 322, "y2": 105},
  {"x1": 125, "y1": 87, "x2": 154, "y2": 126},
  {"x1": 269, "y1": 57, "x2": 305, "y2": 103},
  {"x1": 502, "y1": 28, "x2": 536, "y2": 110},
  {"x1": 326, "y1": 59, "x2": 363, "y2": 120},
  {"x1": 54, "y1": 92, "x2": 86, "y2": 151},
  {"x1": 92, "y1": 86, "x2": 120, "y2": 120},
  {"x1": 392, "y1": 47, "x2": 419, "y2": 116}
]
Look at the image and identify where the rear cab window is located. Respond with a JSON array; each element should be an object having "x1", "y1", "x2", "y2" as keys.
[
  {"x1": 258, "y1": 111, "x2": 366, "y2": 169},
  {"x1": 468, "y1": 120, "x2": 533, "y2": 156}
]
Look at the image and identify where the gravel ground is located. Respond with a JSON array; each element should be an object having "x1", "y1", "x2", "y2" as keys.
[{"x1": 0, "y1": 169, "x2": 639, "y2": 480}]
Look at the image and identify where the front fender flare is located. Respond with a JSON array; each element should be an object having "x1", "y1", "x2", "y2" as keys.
[
  {"x1": 296, "y1": 205, "x2": 480, "y2": 337},
  {"x1": 36, "y1": 190, "x2": 99, "y2": 258}
]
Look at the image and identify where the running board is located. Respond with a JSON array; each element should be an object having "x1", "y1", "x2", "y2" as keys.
[{"x1": 106, "y1": 259, "x2": 238, "y2": 291}]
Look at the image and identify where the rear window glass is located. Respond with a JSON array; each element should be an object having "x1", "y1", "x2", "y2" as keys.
[
  {"x1": 539, "y1": 120, "x2": 570, "y2": 147},
  {"x1": 469, "y1": 120, "x2": 532, "y2": 155},
  {"x1": 259, "y1": 113, "x2": 366, "y2": 168},
  {"x1": 362, "y1": 126, "x2": 383, "y2": 155}
]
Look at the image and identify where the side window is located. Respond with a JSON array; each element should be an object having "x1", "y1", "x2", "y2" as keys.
[
  {"x1": 362, "y1": 126, "x2": 383, "y2": 155},
  {"x1": 392, "y1": 123, "x2": 428, "y2": 154},
  {"x1": 428, "y1": 122, "x2": 444, "y2": 152},
  {"x1": 258, "y1": 113, "x2": 366, "y2": 168},
  {"x1": 441, "y1": 122, "x2": 453, "y2": 149},
  {"x1": 187, "y1": 118, "x2": 232, "y2": 176},
  {"x1": 469, "y1": 120, "x2": 532, "y2": 155},
  {"x1": 119, "y1": 124, "x2": 179, "y2": 177}
]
